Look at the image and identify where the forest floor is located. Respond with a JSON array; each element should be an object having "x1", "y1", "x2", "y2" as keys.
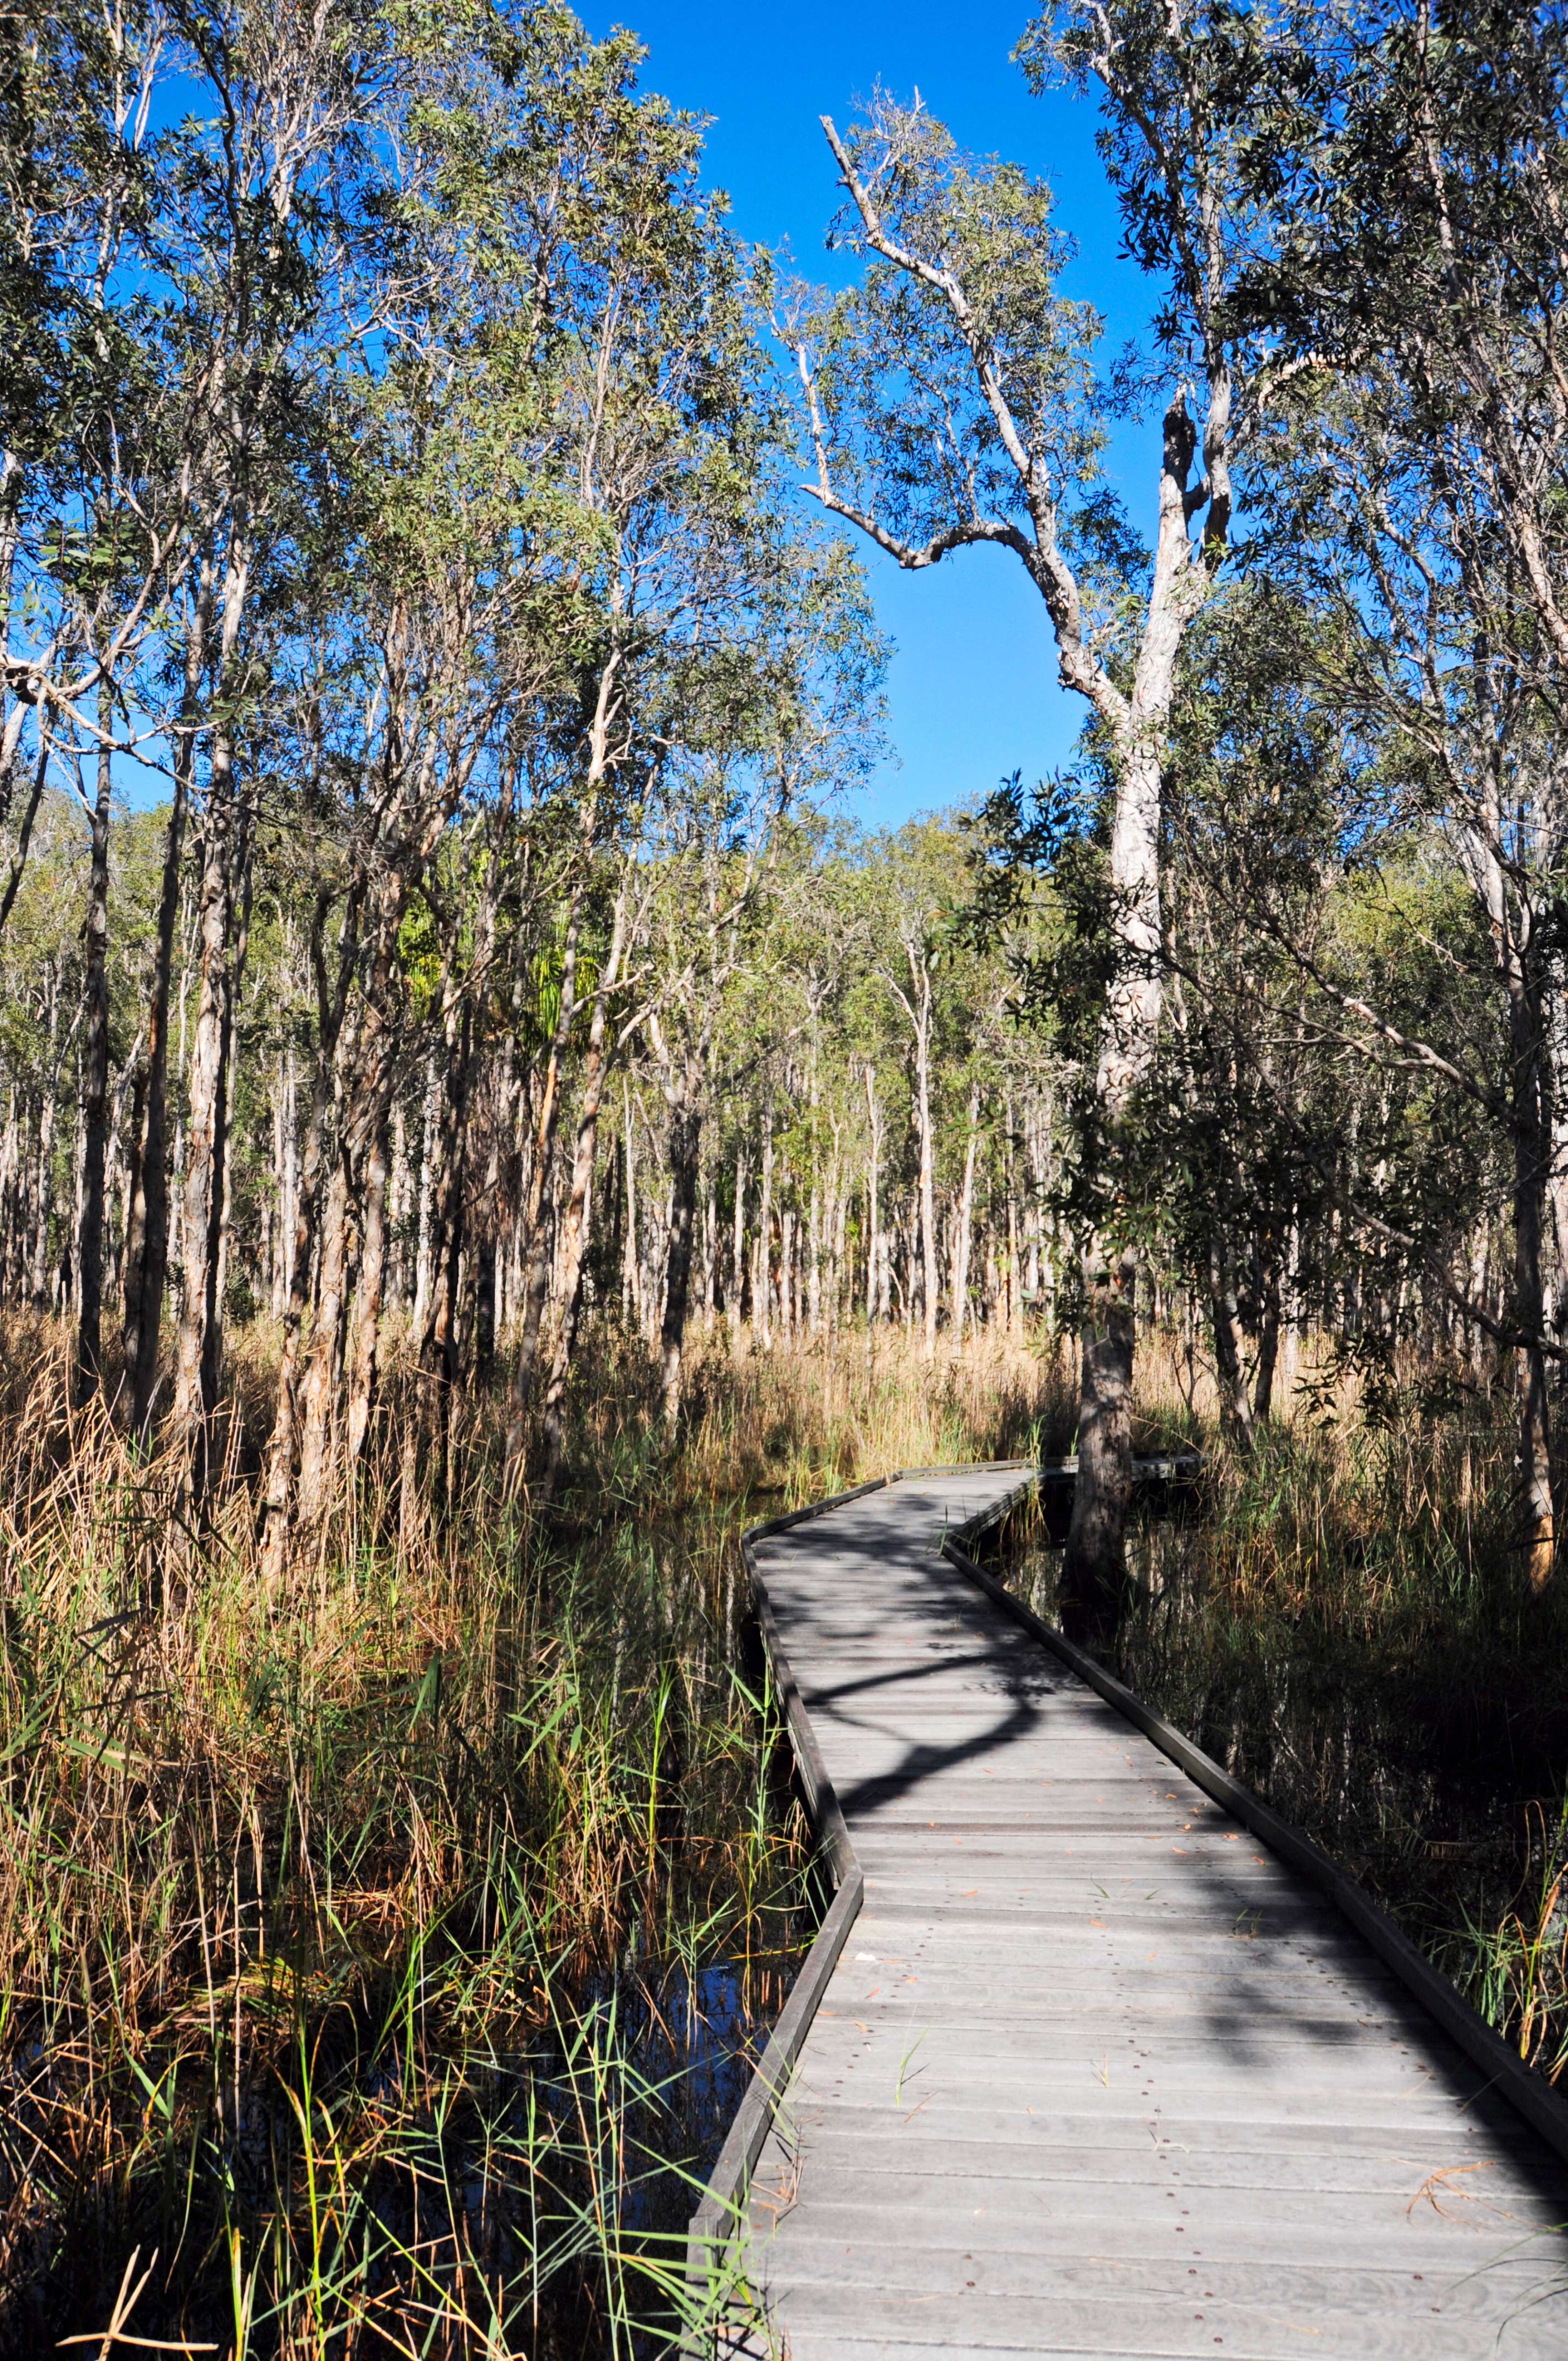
[{"x1": 0, "y1": 1319, "x2": 1563, "y2": 2357}]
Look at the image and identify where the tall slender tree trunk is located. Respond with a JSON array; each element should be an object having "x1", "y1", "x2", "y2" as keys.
[
  {"x1": 1252, "y1": 1260, "x2": 1281, "y2": 1425},
  {"x1": 621, "y1": 1086, "x2": 641, "y2": 1330},
  {"x1": 728, "y1": 1149, "x2": 746, "y2": 1350},
  {"x1": 258, "y1": 1062, "x2": 330, "y2": 1588},
  {"x1": 866, "y1": 1064, "x2": 887, "y2": 1330},
  {"x1": 1061, "y1": 389, "x2": 1204, "y2": 1600},
  {"x1": 346, "y1": 1109, "x2": 390, "y2": 1466},
  {"x1": 659, "y1": 1086, "x2": 701, "y2": 1429},
  {"x1": 1208, "y1": 1235, "x2": 1256, "y2": 1451},
  {"x1": 807, "y1": 1029, "x2": 822, "y2": 1338},
  {"x1": 171, "y1": 721, "x2": 248, "y2": 1489},
  {"x1": 1065, "y1": 726, "x2": 1167, "y2": 1608},
  {"x1": 1005, "y1": 1103, "x2": 1022, "y2": 1337},
  {"x1": 296, "y1": 1149, "x2": 353, "y2": 1528},
  {"x1": 124, "y1": 570, "x2": 209, "y2": 1435},
  {"x1": 412, "y1": 1049, "x2": 438, "y2": 1336},
  {"x1": 950, "y1": 1082, "x2": 981, "y2": 1357},
  {"x1": 1510, "y1": 988, "x2": 1554, "y2": 1590},
  {"x1": 913, "y1": 986, "x2": 938, "y2": 1364},
  {"x1": 299, "y1": 905, "x2": 406, "y2": 1519},
  {"x1": 75, "y1": 679, "x2": 115, "y2": 1400},
  {"x1": 756, "y1": 1101, "x2": 775, "y2": 1348},
  {"x1": 1461, "y1": 812, "x2": 1556, "y2": 1587},
  {"x1": 30, "y1": 970, "x2": 60, "y2": 1309},
  {"x1": 779, "y1": 1206, "x2": 795, "y2": 1340},
  {"x1": 257, "y1": 880, "x2": 368, "y2": 1581},
  {"x1": 418, "y1": 997, "x2": 472, "y2": 1510},
  {"x1": 505, "y1": 902, "x2": 581, "y2": 1457},
  {"x1": 538, "y1": 888, "x2": 628, "y2": 1485}
]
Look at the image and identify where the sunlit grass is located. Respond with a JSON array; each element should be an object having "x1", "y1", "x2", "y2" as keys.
[
  {"x1": 996, "y1": 1328, "x2": 1568, "y2": 2087},
  {"x1": 0, "y1": 1313, "x2": 1064, "y2": 2356}
]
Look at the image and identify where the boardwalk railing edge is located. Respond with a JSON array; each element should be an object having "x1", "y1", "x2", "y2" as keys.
[
  {"x1": 941, "y1": 1531, "x2": 1568, "y2": 2171},
  {"x1": 681, "y1": 1461, "x2": 1036, "y2": 2343}
]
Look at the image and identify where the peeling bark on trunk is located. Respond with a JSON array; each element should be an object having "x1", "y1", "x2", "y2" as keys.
[
  {"x1": 1252, "y1": 1264, "x2": 1281, "y2": 1425},
  {"x1": 1063, "y1": 1252, "x2": 1137, "y2": 1627},
  {"x1": 258, "y1": 1057, "x2": 330, "y2": 1591},
  {"x1": 911, "y1": 972, "x2": 938, "y2": 1364},
  {"x1": 1065, "y1": 709, "x2": 1173, "y2": 1602},
  {"x1": 346, "y1": 1109, "x2": 390, "y2": 1467},
  {"x1": 757, "y1": 1103, "x2": 774, "y2": 1349},
  {"x1": 296, "y1": 1149, "x2": 352, "y2": 1531},
  {"x1": 29, "y1": 970, "x2": 60, "y2": 1310},
  {"x1": 659, "y1": 1092, "x2": 700, "y2": 1429},
  {"x1": 1459, "y1": 806, "x2": 1556, "y2": 1588},
  {"x1": 1514, "y1": 1078, "x2": 1555, "y2": 1590},
  {"x1": 417, "y1": 998, "x2": 473, "y2": 1514},
  {"x1": 123, "y1": 594, "x2": 206, "y2": 1433},
  {"x1": 1208, "y1": 1235, "x2": 1256, "y2": 1451},
  {"x1": 864, "y1": 1064, "x2": 881, "y2": 1335},
  {"x1": 728, "y1": 1149, "x2": 746, "y2": 1350},
  {"x1": 412, "y1": 1049, "x2": 438, "y2": 1337},
  {"x1": 951, "y1": 1081, "x2": 981, "y2": 1355},
  {"x1": 75, "y1": 686, "x2": 114, "y2": 1400},
  {"x1": 538, "y1": 889, "x2": 629, "y2": 1487},
  {"x1": 505, "y1": 902, "x2": 581, "y2": 1458},
  {"x1": 171, "y1": 725, "x2": 248, "y2": 1493}
]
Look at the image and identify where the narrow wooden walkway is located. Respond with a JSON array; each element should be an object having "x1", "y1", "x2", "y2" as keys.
[{"x1": 722, "y1": 1466, "x2": 1568, "y2": 2359}]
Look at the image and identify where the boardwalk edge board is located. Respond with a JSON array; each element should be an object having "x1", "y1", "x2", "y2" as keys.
[
  {"x1": 684, "y1": 1458, "x2": 1568, "y2": 2352},
  {"x1": 942, "y1": 1530, "x2": 1568, "y2": 2172},
  {"x1": 681, "y1": 1463, "x2": 1035, "y2": 2338}
]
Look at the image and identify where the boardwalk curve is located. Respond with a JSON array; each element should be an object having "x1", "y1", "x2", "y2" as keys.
[{"x1": 689, "y1": 1464, "x2": 1568, "y2": 2359}]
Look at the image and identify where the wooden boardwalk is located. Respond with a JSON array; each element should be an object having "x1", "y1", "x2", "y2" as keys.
[{"x1": 710, "y1": 1465, "x2": 1568, "y2": 2359}]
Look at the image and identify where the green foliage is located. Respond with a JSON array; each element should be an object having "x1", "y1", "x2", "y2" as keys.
[{"x1": 789, "y1": 87, "x2": 1115, "y2": 598}]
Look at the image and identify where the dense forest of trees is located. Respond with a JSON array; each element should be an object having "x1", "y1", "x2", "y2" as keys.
[
  {"x1": 5, "y1": 0, "x2": 1568, "y2": 1594},
  {"x1": 11, "y1": 3, "x2": 1568, "y2": 2351}
]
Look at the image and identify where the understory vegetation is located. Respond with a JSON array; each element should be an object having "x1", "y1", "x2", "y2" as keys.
[
  {"x1": 0, "y1": 1317, "x2": 1064, "y2": 2357},
  {"x1": 10, "y1": 0, "x2": 1568, "y2": 2350},
  {"x1": 1001, "y1": 1341, "x2": 1568, "y2": 2090}
]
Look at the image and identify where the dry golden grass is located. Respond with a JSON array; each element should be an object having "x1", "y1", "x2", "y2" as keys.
[{"x1": 0, "y1": 1305, "x2": 1563, "y2": 2351}]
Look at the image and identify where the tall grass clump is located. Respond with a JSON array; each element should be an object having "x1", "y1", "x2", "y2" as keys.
[
  {"x1": 0, "y1": 1316, "x2": 1068, "y2": 2356},
  {"x1": 998, "y1": 1332, "x2": 1568, "y2": 2088}
]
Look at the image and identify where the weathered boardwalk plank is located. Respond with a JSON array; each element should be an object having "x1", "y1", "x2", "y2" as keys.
[{"x1": 710, "y1": 1466, "x2": 1568, "y2": 2358}]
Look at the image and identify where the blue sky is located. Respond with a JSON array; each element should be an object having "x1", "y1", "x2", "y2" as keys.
[
  {"x1": 120, "y1": 7, "x2": 1161, "y2": 826},
  {"x1": 581, "y1": 0, "x2": 1162, "y2": 826}
]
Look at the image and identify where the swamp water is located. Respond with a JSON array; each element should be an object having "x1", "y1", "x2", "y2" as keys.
[{"x1": 0, "y1": 1504, "x2": 816, "y2": 2361}]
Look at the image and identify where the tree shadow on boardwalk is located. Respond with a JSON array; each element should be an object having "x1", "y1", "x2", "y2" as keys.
[{"x1": 745, "y1": 1492, "x2": 1568, "y2": 2354}]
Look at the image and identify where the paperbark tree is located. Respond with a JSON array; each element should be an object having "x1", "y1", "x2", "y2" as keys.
[
  {"x1": 127, "y1": 1, "x2": 392, "y2": 1472},
  {"x1": 1221, "y1": 0, "x2": 1568, "y2": 1585},
  {"x1": 790, "y1": 15, "x2": 1267, "y2": 1587},
  {"x1": 881, "y1": 909, "x2": 940, "y2": 1365}
]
